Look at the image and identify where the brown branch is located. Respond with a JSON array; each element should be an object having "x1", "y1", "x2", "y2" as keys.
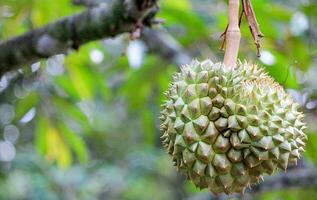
[
  {"x1": 242, "y1": 0, "x2": 264, "y2": 57},
  {"x1": 71, "y1": 0, "x2": 189, "y2": 66},
  {"x1": 0, "y1": 0, "x2": 159, "y2": 77}
]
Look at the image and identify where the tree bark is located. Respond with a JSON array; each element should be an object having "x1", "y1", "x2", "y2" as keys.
[
  {"x1": 70, "y1": 0, "x2": 191, "y2": 67},
  {"x1": 0, "y1": 0, "x2": 158, "y2": 76}
]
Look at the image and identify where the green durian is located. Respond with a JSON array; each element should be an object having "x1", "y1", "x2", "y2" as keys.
[{"x1": 160, "y1": 60, "x2": 307, "y2": 194}]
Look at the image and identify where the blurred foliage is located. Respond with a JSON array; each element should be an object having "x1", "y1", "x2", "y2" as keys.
[{"x1": 0, "y1": 0, "x2": 317, "y2": 199}]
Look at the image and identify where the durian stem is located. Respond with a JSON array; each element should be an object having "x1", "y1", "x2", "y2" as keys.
[{"x1": 223, "y1": 0, "x2": 241, "y2": 69}]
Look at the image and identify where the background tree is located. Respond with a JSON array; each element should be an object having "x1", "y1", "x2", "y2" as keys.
[{"x1": 0, "y1": 0, "x2": 316, "y2": 199}]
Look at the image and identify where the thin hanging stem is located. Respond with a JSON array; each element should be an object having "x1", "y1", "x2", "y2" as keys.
[
  {"x1": 220, "y1": 0, "x2": 264, "y2": 60},
  {"x1": 223, "y1": 0, "x2": 241, "y2": 69},
  {"x1": 242, "y1": 0, "x2": 264, "y2": 57},
  {"x1": 219, "y1": 9, "x2": 244, "y2": 52}
]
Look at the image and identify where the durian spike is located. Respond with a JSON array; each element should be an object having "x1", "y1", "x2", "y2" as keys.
[{"x1": 223, "y1": 0, "x2": 241, "y2": 69}]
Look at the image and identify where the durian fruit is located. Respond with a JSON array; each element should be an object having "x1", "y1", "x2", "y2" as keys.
[{"x1": 160, "y1": 59, "x2": 307, "y2": 194}]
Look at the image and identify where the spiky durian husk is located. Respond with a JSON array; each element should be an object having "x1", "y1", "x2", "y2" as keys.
[{"x1": 160, "y1": 60, "x2": 307, "y2": 194}]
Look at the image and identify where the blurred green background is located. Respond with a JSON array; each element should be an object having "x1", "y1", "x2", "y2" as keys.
[{"x1": 0, "y1": 0, "x2": 317, "y2": 199}]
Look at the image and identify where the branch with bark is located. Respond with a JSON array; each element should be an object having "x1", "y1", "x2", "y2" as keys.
[
  {"x1": 0, "y1": 0, "x2": 158, "y2": 76},
  {"x1": 70, "y1": 0, "x2": 189, "y2": 66}
]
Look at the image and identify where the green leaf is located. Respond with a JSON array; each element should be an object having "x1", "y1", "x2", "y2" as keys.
[
  {"x1": 263, "y1": 51, "x2": 298, "y2": 89},
  {"x1": 14, "y1": 92, "x2": 39, "y2": 121},
  {"x1": 64, "y1": 45, "x2": 106, "y2": 100},
  {"x1": 35, "y1": 116, "x2": 49, "y2": 154},
  {"x1": 159, "y1": 0, "x2": 208, "y2": 45},
  {"x1": 57, "y1": 122, "x2": 89, "y2": 164},
  {"x1": 54, "y1": 75, "x2": 81, "y2": 100},
  {"x1": 261, "y1": 189, "x2": 317, "y2": 200},
  {"x1": 119, "y1": 56, "x2": 158, "y2": 110},
  {"x1": 45, "y1": 125, "x2": 72, "y2": 168},
  {"x1": 35, "y1": 116, "x2": 72, "y2": 168},
  {"x1": 31, "y1": 0, "x2": 82, "y2": 26},
  {"x1": 53, "y1": 97, "x2": 89, "y2": 125},
  {"x1": 305, "y1": 133, "x2": 317, "y2": 165},
  {"x1": 160, "y1": 0, "x2": 192, "y2": 11},
  {"x1": 141, "y1": 110, "x2": 155, "y2": 145}
]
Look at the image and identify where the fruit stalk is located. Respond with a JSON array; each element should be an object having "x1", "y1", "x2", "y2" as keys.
[{"x1": 223, "y1": 0, "x2": 241, "y2": 69}]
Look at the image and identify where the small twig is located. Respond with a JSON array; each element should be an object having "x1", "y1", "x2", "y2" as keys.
[
  {"x1": 242, "y1": 0, "x2": 264, "y2": 57},
  {"x1": 219, "y1": 25, "x2": 228, "y2": 51},
  {"x1": 130, "y1": 21, "x2": 143, "y2": 40},
  {"x1": 239, "y1": 8, "x2": 244, "y2": 26}
]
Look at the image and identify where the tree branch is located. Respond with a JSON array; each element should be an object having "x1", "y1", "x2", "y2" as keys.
[
  {"x1": 0, "y1": 0, "x2": 159, "y2": 76},
  {"x1": 70, "y1": 0, "x2": 190, "y2": 66}
]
